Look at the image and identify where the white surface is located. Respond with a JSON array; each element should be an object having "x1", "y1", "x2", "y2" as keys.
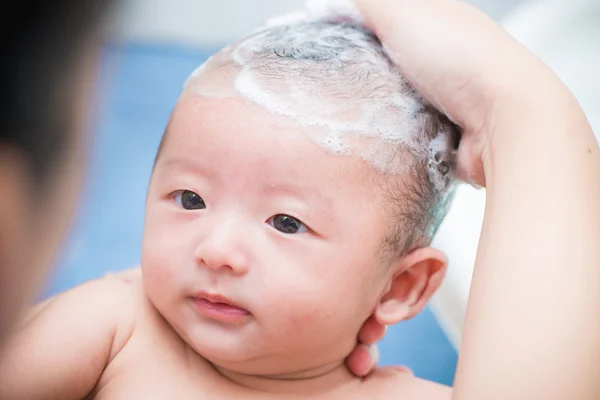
[
  {"x1": 430, "y1": 186, "x2": 486, "y2": 348},
  {"x1": 503, "y1": 0, "x2": 600, "y2": 135},
  {"x1": 111, "y1": 0, "x2": 305, "y2": 46},
  {"x1": 111, "y1": 0, "x2": 525, "y2": 46},
  {"x1": 430, "y1": 0, "x2": 600, "y2": 349}
]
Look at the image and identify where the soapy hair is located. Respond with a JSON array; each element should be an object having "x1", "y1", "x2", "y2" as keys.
[{"x1": 186, "y1": 19, "x2": 458, "y2": 254}]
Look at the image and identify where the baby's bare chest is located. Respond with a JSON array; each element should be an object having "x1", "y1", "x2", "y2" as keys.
[
  {"x1": 91, "y1": 323, "x2": 247, "y2": 399},
  {"x1": 94, "y1": 361, "x2": 369, "y2": 400},
  {"x1": 93, "y1": 354, "x2": 425, "y2": 400},
  {"x1": 92, "y1": 366, "x2": 225, "y2": 400},
  {"x1": 92, "y1": 346, "x2": 393, "y2": 400}
]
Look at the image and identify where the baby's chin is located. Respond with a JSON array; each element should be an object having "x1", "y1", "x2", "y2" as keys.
[{"x1": 183, "y1": 326, "x2": 349, "y2": 379}]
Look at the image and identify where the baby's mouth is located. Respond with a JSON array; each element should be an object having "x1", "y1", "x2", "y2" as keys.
[{"x1": 191, "y1": 292, "x2": 250, "y2": 323}]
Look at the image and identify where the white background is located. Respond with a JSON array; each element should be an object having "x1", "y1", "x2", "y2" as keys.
[{"x1": 111, "y1": 0, "x2": 527, "y2": 46}]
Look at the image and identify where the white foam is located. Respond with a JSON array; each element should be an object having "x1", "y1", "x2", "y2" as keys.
[
  {"x1": 184, "y1": 18, "x2": 455, "y2": 185},
  {"x1": 427, "y1": 133, "x2": 454, "y2": 191},
  {"x1": 429, "y1": 134, "x2": 449, "y2": 156},
  {"x1": 232, "y1": 70, "x2": 422, "y2": 172},
  {"x1": 184, "y1": 61, "x2": 209, "y2": 88},
  {"x1": 305, "y1": 0, "x2": 364, "y2": 23}
]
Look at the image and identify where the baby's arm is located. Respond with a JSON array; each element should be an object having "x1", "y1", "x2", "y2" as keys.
[{"x1": 0, "y1": 279, "x2": 136, "y2": 399}]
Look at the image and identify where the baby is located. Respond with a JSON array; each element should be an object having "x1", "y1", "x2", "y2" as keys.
[{"x1": 0, "y1": 15, "x2": 457, "y2": 400}]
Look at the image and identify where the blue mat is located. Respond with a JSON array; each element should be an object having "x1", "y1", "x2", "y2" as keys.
[{"x1": 43, "y1": 42, "x2": 457, "y2": 386}]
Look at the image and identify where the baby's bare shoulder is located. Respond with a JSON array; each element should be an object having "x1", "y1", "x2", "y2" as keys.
[
  {"x1": 0, "y1": 276, "x2": 143, "y2": 399},
  {"x1": 360, "y1": 367, "x2": 452, "y2": 399},
  {"x1": 92, "y1": 273, "x2": 144, "y2": 355},
  {"x1": 45, "y1": 275, "x2": 143, "y2": 361},
  {"x1": 73, "y1": 273, "x2": 141, "y2": 313},
  {"x1": 23, "y1": 273, "x2": 140, "y2": 324}
]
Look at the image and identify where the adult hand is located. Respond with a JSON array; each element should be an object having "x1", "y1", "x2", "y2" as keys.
[
  {"x1": 348, "y1": 2, "x2": 600, "y2": 400},
  {"x1": 352, "y1": 0, "x2": 567, "y2": 187},
  {"x1": 344, "y1": 0, "x2": 589, "y2": 381}
]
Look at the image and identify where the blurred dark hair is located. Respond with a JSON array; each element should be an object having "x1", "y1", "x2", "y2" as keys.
[{"x1": 0, "y1": 1, "x2": 117, "y2": 184}]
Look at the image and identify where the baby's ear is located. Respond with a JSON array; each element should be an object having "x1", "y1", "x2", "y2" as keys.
[{"x1": 375, "y1": 247, "x2": 448, "y2": 324}]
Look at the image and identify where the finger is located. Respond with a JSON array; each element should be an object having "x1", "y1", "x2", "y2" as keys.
[
  {"x1": 346, "y1": 344, "x2": 380, "y2": 377},
  {"x1": 351, "y1": 0, "x2": 512, "y2": 128},
  {"x1": 456, "y1": 137, "x2": 486, "y2": 188},
  {"x1": 352, "y1": 0, "x2": 501, "y2": 69},
  {"x1": 358, "y1": 314, "x2": 387, "y2": 344}
]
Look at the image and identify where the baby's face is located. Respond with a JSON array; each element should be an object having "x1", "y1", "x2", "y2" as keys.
[{"x1": 142, "y1": 92, "x2": 398, "y2": 376}]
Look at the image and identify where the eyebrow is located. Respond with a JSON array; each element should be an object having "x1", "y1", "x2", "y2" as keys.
[
  {"x1": 154, "y1": 157, "x2": 215, "y2": 180},
  {"x1": 263, "y1": 183, "x2": 307, "y2": 200},
  {"x1": 263, "y1": 181, "x2": 334, "y2": 213}
]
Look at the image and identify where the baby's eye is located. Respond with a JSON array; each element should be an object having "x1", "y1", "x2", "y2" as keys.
[
  {"x1": 173, "y1": 190, "x2": 206, "y2": 210},
  {"x1": 268, "y1": 214, "x2": 308, "y2": 234}
]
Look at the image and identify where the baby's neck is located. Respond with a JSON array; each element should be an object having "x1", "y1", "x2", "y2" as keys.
[
  {"x1": 207, "y1": 358, "x2": 359, "y2": 396},
  {"x1": 146, "y1": 295, "x2": 359, "y2": 396}
]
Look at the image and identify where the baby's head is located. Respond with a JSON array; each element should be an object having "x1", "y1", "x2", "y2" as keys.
[{"x1": 141, "y1": 18, "x2": 457, "y2": 381}]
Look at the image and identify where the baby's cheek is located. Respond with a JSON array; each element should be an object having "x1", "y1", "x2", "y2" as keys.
[
  {"x1": 269, "y1": 285, "x2": 360, "y2": 344},
  {"x1": 277, "y1": 298, "x2": 362, "y2": 363},
  {"x1": 142, "y1": 220, "x2": 187, "y2": 274},
  {"x1": 286, "y1": 300, "x2": 325, "y2": 330},
  {"x1": 142, "y1": 242, "x2": 169, "y2": 280},
  {"x1": 272, "y1": 263, "x2": 373, "y2": 321},
  {"x1": 141, "y1": 231, "x2": 186, "y2": 302}
]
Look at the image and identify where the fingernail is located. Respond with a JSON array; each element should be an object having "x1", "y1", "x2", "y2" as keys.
[{"x1": 369, "y1": 345, "x2": 380, "y2": 365}]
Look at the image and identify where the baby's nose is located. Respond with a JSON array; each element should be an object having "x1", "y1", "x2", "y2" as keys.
[{"x1": 193, "y1": 216, "x2": 250, "y2": 275}]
